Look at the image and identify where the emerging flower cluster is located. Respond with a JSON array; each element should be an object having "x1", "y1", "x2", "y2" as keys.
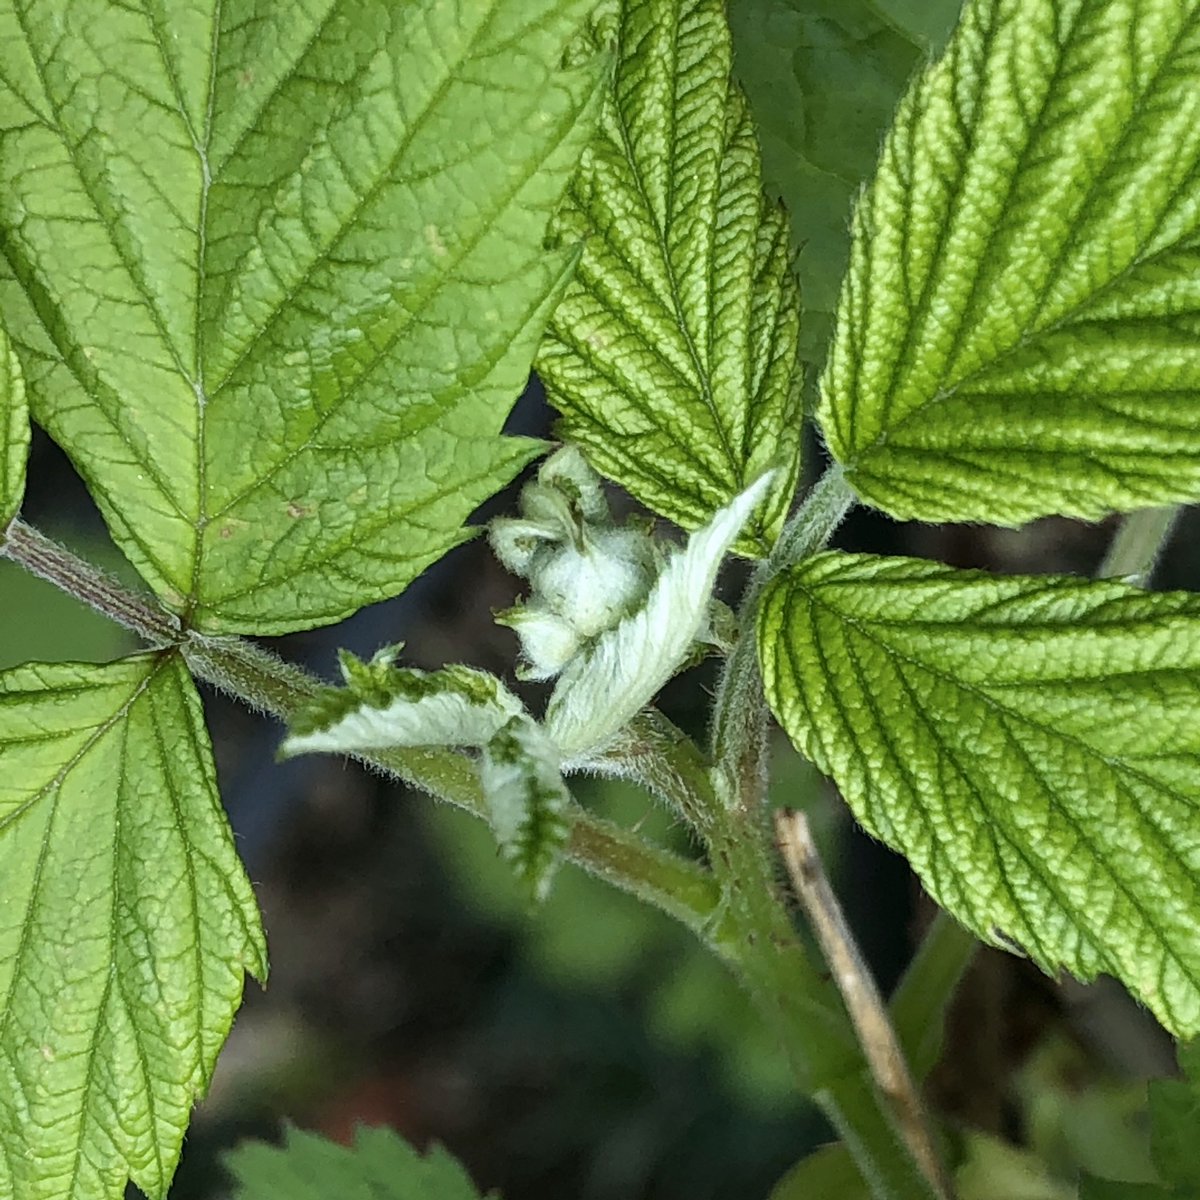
[{"x1": 489, "y1": 447, "x2": 661, "y2": 679}]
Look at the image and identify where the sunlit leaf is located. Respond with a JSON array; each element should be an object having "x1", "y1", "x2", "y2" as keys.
[
  {"x1": 820, "y1": 0, "x2": 1200, "y2": 524},
  {"x1": 761, "y1": 552, "x2": 1200, "y2": 1035},
  {"x1": 0, "y1": 0, "x2": 603, "y2": 631},
  {"x1": 0, "y1": 653, "x2": 265, "y2": 1199},
  {"x1": 537, "y1": 0, "x2": 803, "y2": 553}
]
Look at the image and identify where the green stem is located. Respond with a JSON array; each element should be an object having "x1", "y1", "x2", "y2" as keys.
[
  {"x1": 768, "y1": 464, "x2": 859, "y2": 574},
  {"x1": 2, "y1": 521, "x2": 723, "y2": 943},
  {"x1": 889, "y1": 911, "x2": 978, "y2": 1083},
  {"x1": 709, "y1": 793, "x2": 941, "y2": 1198},
  {"x1": 710, "y1": 467, "x2": 857, "y2": 807},
  {"x1": 2, "y1": 519, "x2": 180, "y2": 645},
  {"x1": 1097, "y1": 506, "x2": 1181, "y2": 584},
  {"x1": 621, "y1": 712, "x2": 940, "y2": 1198}
]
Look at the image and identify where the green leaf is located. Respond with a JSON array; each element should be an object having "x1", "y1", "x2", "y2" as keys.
[
  {"x1": 0, "y1": 0, "x2": 603, "y2": 633},
  {"x1": 728, "y1": 0, "x2": 959, "y2": 361},
  {"x1": 536, "y1": 0, "x2": 803, "y2": 555},
  {"x1": 481, "y1": 716, "x2": 572, "y2": 900},
  {"x1": 759, "y1": 552, "x2": 1200, "y2": 1036},
  {"x1": 820, "y1": 0, "x2": 1200, "y2": 525},
  {"x1": 0, "y1": 321, "x2": 27, "y2": 528},
  {"x1": 0, "y1": 653, "x2": 266, "y2": 1200},
  {"x1": 227, "y1": 1125, "x2": 491, "y2": 1200}
]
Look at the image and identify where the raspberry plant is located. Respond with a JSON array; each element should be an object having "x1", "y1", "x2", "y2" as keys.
[{"x1": 2, "y1": 0, "x2": 1200, "y2": 1197}]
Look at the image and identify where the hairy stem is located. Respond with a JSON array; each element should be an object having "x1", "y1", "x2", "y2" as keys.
[
  {"x1": 619, "y1": 708, "x2": 939, "y2": 1197},
  {"x1": 2, "y1": 519, "x2": 180, "y2": 645},
  {"x1": 2, "y1": 520, "x2": 723, "y2": 942},
  {"x1": 710, "y1": 466, "x2": 856, "y2": 808}
]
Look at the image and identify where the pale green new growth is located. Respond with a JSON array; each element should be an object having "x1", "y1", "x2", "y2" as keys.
[
  {"x1": 760, "y1": 553, "x2": 1200, "y2": 1036},
  {"x1": 0, "y1": 654, "x2": 266, "y2": 1200},
  {"x1": 227, "y1": 1125, "x2": 488, "y2": 1200},
  {"x1": 481, "y1": 716, "x2": 572, "y2": 900},
  {"x1": 0, "y1": 324, "x2": 27, "y2": 527},
  {"x1": 822, "y1": 0, "x2": 1200, "y2": 524},
  {"x1": 0, "y1": 0, "x2": 603, "y2": 633},
  {"x1": 547, "y1": 471, "x2": 774, "y2": 757},
  {"x1": 536, "y1": 0, "x2": 803, "y2": 554},
  {"x1": 491, "y1": 446, "x2": 661, "y2": 680},
  {"x1": 281, "y1": 653, "x2": 524, "y2": 757}
]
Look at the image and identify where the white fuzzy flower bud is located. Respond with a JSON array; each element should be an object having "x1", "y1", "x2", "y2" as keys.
[
  {"x1": 489, "y1": 447, "x2": 660, "y2": 678},
  {"x1": 531, "y1": 526, "x2": 655, "y2": 639}
]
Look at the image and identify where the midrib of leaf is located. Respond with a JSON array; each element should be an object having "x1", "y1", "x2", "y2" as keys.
[
  {"x1": 799, "y1": 583, "x2": 1196, "y2": 1010},
  {"x1": 838, "y1": 0, "x2": 1200, "y2": 465},
  {"x1": 569, "y1": 27, "x2": 744, "y2": 484},
  {"x1": 638, "y1": 13, "x2": 741, "y2": 478},
  {"x1": 184, "y1": 1, "x2": 220, "y2": 612}
]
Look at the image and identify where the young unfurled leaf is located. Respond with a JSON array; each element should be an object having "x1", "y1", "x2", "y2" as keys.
[
  {"x1": 0, "y1": 323, "x2": 28, "y2": 529},
  {"x1": 0, "y1": 654, "x2": 266, "y2": 1200},
  {"x1": 547, "y1": 471, "x2": 774, "y2": 759},
  {"x1": 821, "y1": 0, "x2": 1200, "y2": 524},
  {"x1": 728, "y1": 0, "x2": 960, "y2": 362},
  {"x1": 759, "y1": 553, "x2": 1200, "y2": 1036},
  {"x1": 481, "y1": 716, "x2": 572, "y2": 900},
  {"x1": 0, "y1": 0, "x2": 603, "y2": 633},
  {"x1": 281, "y1": 650, "x2": 524, "y2": 758},
  {"x1": 227, "y1": 1125, "x2": 489, "y2": 1200},
  {"x1": 536, "y1": 0, "x2": 803, "y2": 554}
]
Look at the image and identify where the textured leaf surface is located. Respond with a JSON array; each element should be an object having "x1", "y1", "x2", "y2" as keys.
[
  {"x1": 0, "y1": 654, "x2": 266, "y2": 1200},
  {"x1": 0, "y1": 0, "x2": 602, "y2": 632},
  {"x1": 759, "y1": 552, "x2": 1200, "y2": 1035},
  {"x1": 0, "y1": 322, "x2": 27, "y2": 527},
  {"x1": 821, "y1": 0, "x2": 1200, "y2": 524},
  {"x1": 536, "y1": 0, "x2": 802, "y2": 554},
  {"x1": 729, "y1": 0, "x2": 960, "y2": 362},
  {"x1": 228, "y1": 1126, "x2": 489, "y2": 1200}
]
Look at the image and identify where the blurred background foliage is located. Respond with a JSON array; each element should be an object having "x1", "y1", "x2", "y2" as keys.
[{"x1": 6, "y1": 0, "x2": 1199, "y2": 1196}]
